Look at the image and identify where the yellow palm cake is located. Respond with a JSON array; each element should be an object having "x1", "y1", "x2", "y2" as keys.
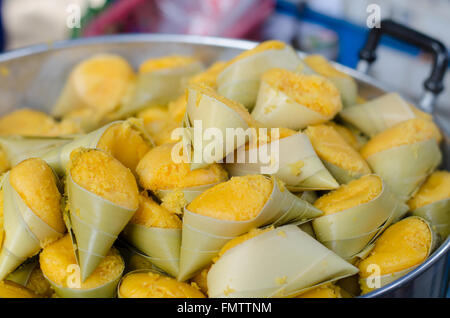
[
  {"x1": 10, "y1": 158, "x2": 65, "y2": 234},
  {"x1": 40, "y1": 235, "x2": 124, "y2": 290},
  {"x1": 358, "y1": 217, "x2": 433, "y2": 294},
  {"x1": 188, "y1": 175, "x2": 273, "y2": 221},
  {"x1": 314, "y1": 175, "x2": 382, "y2": 216},
  {"x1": 70, "y1": 149, "x2": 139, "y2": 210},
  {"x1": 119, "y1": 271, "x2": 205, "y2": 298}
]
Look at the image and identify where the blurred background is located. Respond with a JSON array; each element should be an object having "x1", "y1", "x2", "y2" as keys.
[{"x1": 0, "y1": 0, "x2": 449, "y2": 110}]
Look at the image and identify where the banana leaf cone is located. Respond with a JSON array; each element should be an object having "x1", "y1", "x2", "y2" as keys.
[
  {"x1": 115, "y1": 240, "x2": 167, "y2": 274},
  {"x1": 65, "y1": 171, "x2": 137, "y2": 282},
  {"x1": 327, "y1": 76, "x2": 358, "y2": 108},
  {"x1": 217, "y1": 41, "x2": 302, "y2": 110},
  {"x1": 207, "y1": 224, "x2": 359, "y2": 298},
  {"x1": 122, "y1": 223, "x2": 181, "y2": 277},
  {"x1": 0, "y1": 172, "x2": 64, "y2": 280},
  {"x1": 312, "y1": 176, "x2": 408, "y2": 260},
  {"x1": 339, "y1": 93, "x2": 418, "y2": 137},
  {"x1": 177, "y1": 177, "x2": 323, "y2": 281},
  {"x1": 303, "y1": 55, "x2": 357, "y2": 107},
  {"x1": 411, "y1": 199, "x2": 450, "y2": 239},
  {"x1": 51, "y1": 54, "x2": 136, "y2": 119},
  {"x1": 364, "y1": 139, "x2": 442, "y2": 202},
  {"x1": 358, "y1": 216, "x2": 438, "y2": 294},
  {"x1": 297, "y1": 191, "x2": 318, "y2": 204},
  {"x1": 225, "y1": 133, "x2": 339, "y2": 191},
  {"x1": 155, "y1": 183, "x2": 220, "y2": 205},
  {"x1": 251, "y1": 72, "x2": 342, "y2": 130},
  {"x1": 115, "y1": 61, "x2": 204, "y2": 119},
  {"x1": 304, "y1": 124, "x2": 371, "y2": 185},
  {"x1": 184, "y1": 84, "x2": 253, "y2": 170},
  {"x1": 5, "y1": 258, "x2": 38, "y2": 286},
  {"x1": 322, "y1": 161, "x2": 367, "y2": 185},
  {"x1": 41, "y1": 244, "x2": 125, "y2": 298},
  {"x1": 0, "y1": 135, "x2": 74, "y2": 167},
  {"x1": 42, "y1": 119, "x2": 152, "y2": 175},
  {"x1": 45, "y1": 271, "x2": 123, "y2": 298}
]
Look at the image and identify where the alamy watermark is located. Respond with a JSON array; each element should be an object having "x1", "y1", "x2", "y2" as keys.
[{"x1": 367, "y1": 4, "x2": 381, "y2": 29}]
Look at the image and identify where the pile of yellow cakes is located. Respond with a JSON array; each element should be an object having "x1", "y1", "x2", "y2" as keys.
[{"x1": 0, "y1": 41, "x2": 448, "y2": 298}]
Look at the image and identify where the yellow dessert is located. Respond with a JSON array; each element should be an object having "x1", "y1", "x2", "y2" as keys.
[
  {"x1": 224, "y1": 40, "x2": 286, "y2": 67},
  {"x1": 305, "y1": 124, "x2": 371, "y2": 176},
  {"x1": 188, "y1": 175, "x2": 273, "y2": 221},
  {"x1": 216, "y1": 227, "x2": 273, "y2": 259},
  {"x1": 0, "y1": 148, "x2": 10, "y2": 174},
  {"x1": 325, "y1": 122, "x2": 361, "y2": 150},
  {"x1": 119, "y1": 271, "x2": 205, "y2": 298},
  {"x1": 314, "y1": 175, "x2": 383, "y2": 215},
  {"x1": 40, "y1": 235, "x2": 124, "y2": 290},
  {"x1": 130, "y1": 194, "x2": 182, "y2": 229},
  {"x1": 188, "y1": 83, "x2": 256, "y2": 126},
  {"x1": 70, "y1": 149, "x2": 139, "y2": 210},
  {"x1": 304, "y1": 55, "x2": 350, "y2": 79},
  {"x1": 0, "y1": 189, "x2": 3, "y2": 248},
  {"x1": 96, "y1": 121, "x2": 152, "y2": 174},
  {"x1": 0, "y1": 280, "x2": 38, "y2": 298},
  {"x1": 188, "y1": 61, "x2": 227, "y2": 88},
  {"x1": 0, "y1": 108, "x2": 80, "y2": 136},
  {"x1": 10, "y1": 158, "x2": 65, "y2": 234},
  {"x1": 25, "y1": 266, "x2": 53, "y2": 298},
  {"x1": 137, "y1": 106, "x2": 180, "y2": 146},
  {"x1": 191, "y1": 266, "x2": 210, "y2": 295},
  {"x1": 261, "y1": 69, "x2": 342, "y2": 117},
  {"x1": 298, "y1": 283, "x2": 342, "y2": 298},
  {"x1": 139, "y1": 55, "x2": 198, "y2": 73},
  {"x1": 54, "y1": 54, "x2": 135, "y2": 117},
  {"x1": 136, "y1": 143, "x2": 228, "y2": 191},
  {"x1": 408, "y1": 171, "x2": 450, "y2": 210},
  {"x1": 360, "y1": 118, "x2": 442, "y2": 159},
  {"x1": 358, "y1": 217, "x2": 432, "y2": 281},
  {"x1": 168, "y1": 94, "x2": 187, "y2": 124}
]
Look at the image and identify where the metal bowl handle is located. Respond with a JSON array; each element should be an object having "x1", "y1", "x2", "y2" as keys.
[{"x1": 357, "y1": 19, "x2": 448, "y2": 113}]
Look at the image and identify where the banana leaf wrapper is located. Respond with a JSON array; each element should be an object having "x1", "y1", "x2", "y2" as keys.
[
  {"x1": 359, "y1": 216, "x2": 438, "y2": 294},
  {"x1": 411, "y1": 199, "x2": 450, "y2": 239},
  {"x1": 0, "y1": 172, "x2": 64, "y2": 280},
  {"x1": 297, "y1": 191, "x2": 317, "y2": 204},
  {"x1": 6, "y1": 258, "x2": 38, "y2": 286},
  {"x1": 312, "y1": 178, "x2": 408, "y2": 260},
  {"x1": 217, "y1": 45, "x2": 302, "y2": 110},
  {"x1": 0, "y1": 136, "x2": 74, "y2": 167},
  {"x1": 43, "y1": 265, "x2": 124, "y2": 298},
  {"x1": 225, "y1": 133, "x2": 339, "y2": 191},
  {"x1": 328, "y1": 76, "x2": 357, "y2": 108},
  {"x1": 366, "y1": 139, "x2": 442, "y2": 202},
  {"x1": 155, "y1": 183, "x2": 220, "y2": 205},
  {"x1": 177, "y1": 177, "x2": 323, "y2": 281},
  {"x1": 122, "y1": 224, "x2": 181, "y2": 278},
  {"x1": 184, "y1": 86, "x2": 250, "y2": 170},
  {"x1": 117, "y1": 268, "x2": 173, "y2": 298},
  {"x1": 251, "y1": 81, "x2": 335, "y2": 130},
  {"x1": 340, "y1": 93, "x2": 416, "y2": 137},
  {"x1": 323, "y1": 160, "x2": 367, "y2": 185},
  {"x1": 115, "y1": 240, "x2": 167, "y2": 274},
  {"x1": 115, "y1": 62, "x2": 204, "y2": 118},
  {"x1": 42, "y1": 119, "x2": 152, "y2": 175},
  {"x1": 207, "y1": 224, "x2": 359, "y2": 298},
  {"x1": 65, "y1": 172, "x2": 137, "y2": 282},
  {"x1": 298, "y1": 222, "x2": 315, "y2": 238}
]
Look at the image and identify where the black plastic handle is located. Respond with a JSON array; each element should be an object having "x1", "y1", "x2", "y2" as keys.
[{"x1": 359, "y1": 19, "x2": 448, "y2": 95}]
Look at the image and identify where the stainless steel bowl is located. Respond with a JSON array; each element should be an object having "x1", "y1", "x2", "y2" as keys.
[{"x1": 0, "y1": 34, "x2": 448, "y2": 298}]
